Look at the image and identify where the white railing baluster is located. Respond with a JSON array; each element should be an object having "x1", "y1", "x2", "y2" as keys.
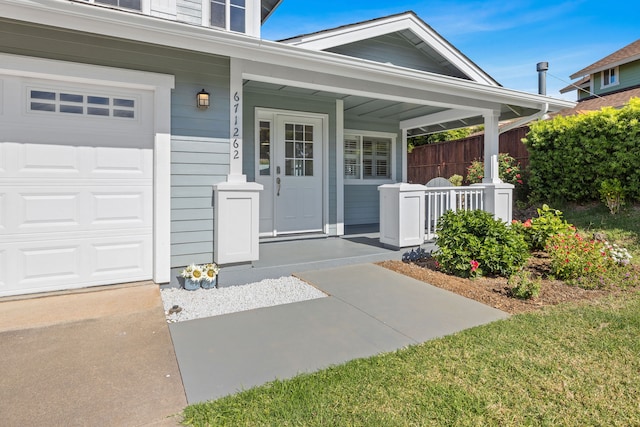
[{"x1": 424, "y1": 186, "x2": 485, "y2": 241}]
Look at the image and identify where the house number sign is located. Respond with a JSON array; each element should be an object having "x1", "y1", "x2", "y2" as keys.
[{"x1": 230, "y1": 89, "x2": 242, "y2": 175}]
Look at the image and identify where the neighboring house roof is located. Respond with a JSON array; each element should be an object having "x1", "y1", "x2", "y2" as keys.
[
  {"x1": 570, "y1": 38, "x2": 640, "y2": 80},
  {"x1": 559, "y1": 75, "x2": 590, "y2": 94},
  {"x1": 553, "y1": 86, "x2": 640, "y2": 116},
  {"x1": 279, "y1": 11, "x2": 500, "y2": 87},
  {"x1": 261, "y1": 0, "x2": 283, "y2": 23}
]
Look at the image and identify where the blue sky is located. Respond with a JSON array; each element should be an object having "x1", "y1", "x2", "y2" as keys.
[{"x1": 262, "y1": 1, "x2": 639, "y2": 100}]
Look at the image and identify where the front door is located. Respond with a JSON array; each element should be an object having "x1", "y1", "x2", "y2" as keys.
[{"x1": 257, "y1": 112, "x2": 324, "y2": 236}]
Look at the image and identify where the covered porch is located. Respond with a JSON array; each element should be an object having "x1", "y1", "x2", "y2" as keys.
[
  {"x1": 213, "y1": 45, "x2": 573, "y2": 267},
  {"x1": 217, "y1": 225, "x2": 436, "y2": 286}
]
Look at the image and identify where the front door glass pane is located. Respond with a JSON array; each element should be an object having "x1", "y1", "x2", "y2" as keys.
[{"x1": 284, "y1": 123, "x2": 314, "y2": 177}]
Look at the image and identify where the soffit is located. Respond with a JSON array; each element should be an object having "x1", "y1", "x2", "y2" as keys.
[
  {"x1": 261, "y1": 0, "x2": 282, "y2": 23},
  {"x1": 243, "y1": 80, "x2": 540, "y2": 136}
]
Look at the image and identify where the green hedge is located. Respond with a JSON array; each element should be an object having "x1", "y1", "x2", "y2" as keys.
[{"x1": 523, "y1": 98, "x2": 640, "y2": 202}]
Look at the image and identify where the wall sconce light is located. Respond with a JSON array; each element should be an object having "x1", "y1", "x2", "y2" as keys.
[{"x1": 196, "y1": 89, "x2": 210, "y2": 109}]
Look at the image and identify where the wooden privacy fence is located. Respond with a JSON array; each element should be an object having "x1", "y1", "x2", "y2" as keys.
[{"x1": 407, "y1": 126, "x2": 530, "y2": 184}]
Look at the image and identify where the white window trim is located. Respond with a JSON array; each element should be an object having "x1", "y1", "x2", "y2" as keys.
[
  {"x1": 80, "y1": 0, "x2": 149, "y2": 14},
  {"x1": 343, "y1": 129, "x2": 397, "y2": 186},
  {"x1": 202, "y1": 0, "x2": 254, "y2": 35},
  {"x1": 600, "y1": 66, "x2": 620, "y2": 89}
]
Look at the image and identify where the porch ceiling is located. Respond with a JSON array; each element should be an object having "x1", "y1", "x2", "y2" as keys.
[{"x1": 243, "y1": 80, "x2": 539, "y2": 136}]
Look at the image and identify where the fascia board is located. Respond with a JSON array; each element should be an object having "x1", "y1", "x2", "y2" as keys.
[
  {"x1": 0, "y1": 0, "x2": 574, "y2": 112},
  {"x1": 570, "y1": 55, "x2": 640, "y2": 80}
]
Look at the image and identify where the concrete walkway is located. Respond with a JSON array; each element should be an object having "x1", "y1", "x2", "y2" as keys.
[
  {"x1": 170, "y1": 263, "x2": 508, "y2": 404},
  {"x1": 0, "y1": 283, "x2": 187, "y2": 427}
]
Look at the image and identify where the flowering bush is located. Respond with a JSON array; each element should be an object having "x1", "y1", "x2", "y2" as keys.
[
  {"x1": 606, "y1": 242, "x2": 632, "y2": 265},
  {"x1": 466, "y1": 153, "x2": 523, "y2": 186},
  {"x1": 546, "y1": 233, "x2": 613, "y2": 288},
  {"x1": 434, "y1": 209, "x2": 529, "y2": 278},
  {"x1": 512, "y1": 204, "x2": 574, "y2": 251}
]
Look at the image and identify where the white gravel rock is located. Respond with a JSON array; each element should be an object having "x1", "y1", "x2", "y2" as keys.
[{"x1": 161, "y1": 276, "x2": 326, "y2": 323}]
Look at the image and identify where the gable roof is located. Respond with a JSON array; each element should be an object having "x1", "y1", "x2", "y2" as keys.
[
  {"x1": 554, "y1": 87, "x2": 640, "y2": 116},
  {"x1": 279, "y1": 11, "x2": 500, "y2": 87},
  {"x1": 570, "y1": 38, "x2": 640, "y2": 79},
  {"x1": 261, "y1": 0, "x2": 282, "y2": 23}
]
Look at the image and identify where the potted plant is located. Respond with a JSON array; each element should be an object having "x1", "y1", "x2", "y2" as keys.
[{"x1": 180, "y1": 263, "x2": 220, "y2": 290}]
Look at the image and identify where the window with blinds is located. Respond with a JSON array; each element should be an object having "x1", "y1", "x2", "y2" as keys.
[{"x1": 344, "y1": 133, "x2": 392, "y2": 181}]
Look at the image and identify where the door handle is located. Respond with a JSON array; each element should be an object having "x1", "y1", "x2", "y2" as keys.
[{"x1": 276, "y1": 177, "x2": 281, "y2": 196}]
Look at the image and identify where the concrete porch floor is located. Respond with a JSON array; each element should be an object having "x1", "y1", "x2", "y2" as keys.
[{"x1": 216, "y1": 225, "x2": 437, "y2": 286}]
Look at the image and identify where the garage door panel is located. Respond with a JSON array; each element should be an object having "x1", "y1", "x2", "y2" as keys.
[
  {"x1": 92, "y1": 191, "x2": 150, "y2": 226},
  {"x1": 20, "y1": 245, "x2": 81, "y2": 283},
  {"x1": 92, "y1": 239, "x2": 150, "y2": 277},
  {"x1": 3, "y1": 142, "x2": 152, "y2": 179},
  {"x1": 3, "y1": 186, "x2": 151, "y2": 234},
  {"x1": 0, "y1": 234, "x2": 152, "y2": 296},
  {"x1": 93, "y1": 147, "x2": 152, "y2": 178}
]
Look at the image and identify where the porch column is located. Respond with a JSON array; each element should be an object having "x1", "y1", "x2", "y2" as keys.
[
  {"x1": 478, "y1": 110, "x2": 513, "y2": 222},
  {"x1": 401, "y1": 128, "x2": 408, "y2": 182},
  {"x1": 482, "y1": 110, "x2": 501, "y2": 184},
  {"x1": 213, "y1": 58, "x2": 263, "y2": 265}
]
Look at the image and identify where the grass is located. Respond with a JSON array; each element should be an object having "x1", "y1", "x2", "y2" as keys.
[
  {"x1": 183, "y1": 292, "x2": 640, "y2": 426},
  {"x1": 561, "y1": 202, "x2": 640, "y2": 259},
  {"x1": 181, "y1": 203, "x2": 640, "y2": 426}
]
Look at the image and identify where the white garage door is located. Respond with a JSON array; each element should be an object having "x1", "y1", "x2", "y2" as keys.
[{"x1": 0, "y1": 75, "x2": 154, "y2": 297}]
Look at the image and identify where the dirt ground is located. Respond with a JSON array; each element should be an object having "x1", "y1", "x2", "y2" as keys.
[{"x1": 378, "y1": 252, "x2": 627, "y2": 315}]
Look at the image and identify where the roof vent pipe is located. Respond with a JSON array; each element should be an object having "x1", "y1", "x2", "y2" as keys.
[{"x1": 537, "y1": 61, "x2": 549, "y2": 95}]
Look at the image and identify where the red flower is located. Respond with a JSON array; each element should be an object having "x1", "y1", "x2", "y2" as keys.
[
  {"x1": 523, "y1": 219, "x2": 532, "y2": 228},
  {"x1": 517, "y1": 180, "x2": 523, "y2": 184},
  {"x1": 470, "y1": 259, "x2": 479, "y2": 272}
]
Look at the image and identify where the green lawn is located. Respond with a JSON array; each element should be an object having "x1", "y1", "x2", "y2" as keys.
[
  {"x1": 561, "y1": 203, "x2": 640, "y2": 259},
  {"x1": 183, "y1": 292, "x2": 640, "y2": 426},
  {"x1": 181, "y1": 204, "x2": 640, "y2": 426}
]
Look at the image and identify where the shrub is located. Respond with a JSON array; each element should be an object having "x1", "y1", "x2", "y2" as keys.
[
  {"x1": 434, "y1": 210, "x2": 529, "y2": 278},
  {"x1": 512, "y1": 204, "x2": 574, "y2": 251},
  {"x1": 546, "y1": 233, "x2": 613, "y2": 288},
  {"x1": 466, "y1": 153, "x2": 523, "y2": 186},
  {"x1": 508, "y1": 270, "x2": 541, "y2": 300},
  {"x1": 448, "y1": 174, "x2": 463, "y2": 186},
  {"x1": 600, "y1": 178, "x2": 625, "y2": 214},
  {"x1": 524, "y1": 98, "x2": 640, "y2": 203}
]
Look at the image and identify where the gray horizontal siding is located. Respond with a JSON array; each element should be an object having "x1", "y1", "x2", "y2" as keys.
[
  {"x1": 327, "y1": 33, "x2": 452, "y2": 75},
  {"x1": 171, "y1": 136, "x2": 230, "y2": 268},
  {"x1": 345, "y1": 185, "x2": 380, "y2": 225}
]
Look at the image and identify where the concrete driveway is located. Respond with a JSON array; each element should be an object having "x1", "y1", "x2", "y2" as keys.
[{"x1": 0, "y1": 283, "x2": 187, "y2": 427}]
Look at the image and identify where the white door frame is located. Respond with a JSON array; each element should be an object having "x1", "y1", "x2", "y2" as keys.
[
  {"x1": 0, "y1": 53, "x2": 175, "y2": 285},
  {"x1": 255, "y1": 108, "x2": 329, "y2": 237}
]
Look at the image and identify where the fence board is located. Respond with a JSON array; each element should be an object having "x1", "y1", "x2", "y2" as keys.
[{"x1": 408, "y1": 126, "x2": 529, "y2": 184}]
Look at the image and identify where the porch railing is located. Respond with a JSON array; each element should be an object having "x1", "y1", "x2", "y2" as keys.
[{"x1": 425, "y1": 186, "x2": 485, "y2": 240}]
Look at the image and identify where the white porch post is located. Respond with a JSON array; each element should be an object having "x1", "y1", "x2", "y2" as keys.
[
  {"x1": 401, "y1": 128, "x2": 408, "y2": 182},
  {"x1": 213, "y1": 58, "x2": 263, "y2": 265},
  {"x1": 336, "y1": 99, "x2": 345, "y2": 236},
  {"x1": 482, "y1": 110, "x2": 501, "y2": 184},
  {"x1": 478, "y1": 110, "x2": 513, "y2": 222}
]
